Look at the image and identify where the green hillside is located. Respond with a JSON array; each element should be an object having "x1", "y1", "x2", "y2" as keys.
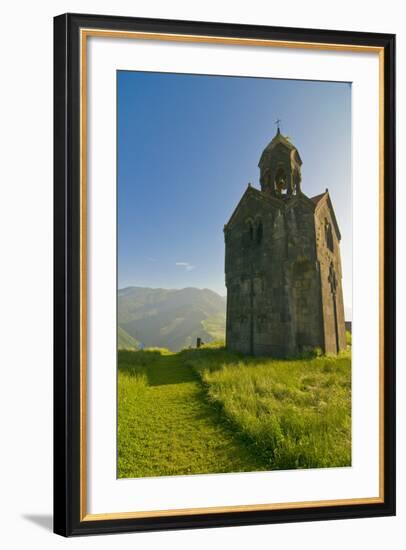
[
  {"x1": 118, "y1": 287, "x2": 226, "y2": 351},
  {"x1": 118, "y1": 327, "x2": 140, "y2": 350},
  {"x1": 202, "y1": 312, "x2": 226, "y2": 341}
]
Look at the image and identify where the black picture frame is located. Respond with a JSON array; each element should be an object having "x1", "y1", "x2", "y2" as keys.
[{"x1": 54, "y1": 12, "x2": 396, "y2": 537}]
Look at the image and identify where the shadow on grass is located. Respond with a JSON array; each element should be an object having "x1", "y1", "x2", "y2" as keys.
[
  {"x1": 118, "y1": 349, "x2": 199, "y2": 387},
  {"x1": 118, "y1": 346, "x2": 334, "y2": 387},
  {"x1": 146, "y1": 355, "x2": 199, "y2": 386}
]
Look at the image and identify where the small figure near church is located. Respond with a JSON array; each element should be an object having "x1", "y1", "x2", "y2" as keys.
[{"x1": 224, "y1": 126, "x2": 346, "y2": 356}]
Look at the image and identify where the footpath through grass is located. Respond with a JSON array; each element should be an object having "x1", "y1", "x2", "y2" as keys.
[
  {"x1": 118, "y1": 349, "x2": 267, "y2": 478},
  {"x1": 118, "y1": 346, "x2": 351, "y2": 478}
]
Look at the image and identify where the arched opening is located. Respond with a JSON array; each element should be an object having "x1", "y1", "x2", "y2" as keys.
[
  {"x1": 243, "y1": 219, "x2": 254, "y2": 247},
  {"x1": 274, "y1": 167, "x2": 288, "y2": 195},
  {"x1": 325, "y1": 219, "x2": 334, "y2": 252},
  {"x1": 256, "y1": 220, "x2": 263, "y2": 244},
  {"x1": 247, "y1": 221, "x2": 254, "y2": 242}
]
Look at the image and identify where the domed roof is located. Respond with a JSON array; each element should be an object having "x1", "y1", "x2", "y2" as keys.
[{"x1": 258, "y1": 129, "x2": 302, "y2": 167}]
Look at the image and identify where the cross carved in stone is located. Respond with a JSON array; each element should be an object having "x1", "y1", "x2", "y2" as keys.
[{"x1": 328, "y1": 263, "x2": 337, "y2": 295}]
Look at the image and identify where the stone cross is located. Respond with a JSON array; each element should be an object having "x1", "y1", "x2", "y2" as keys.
[{"x1": 328, "y1": 264, "x2": 337, "y2": 295}]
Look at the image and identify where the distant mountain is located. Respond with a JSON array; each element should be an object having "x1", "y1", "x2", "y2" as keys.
[
  {"x1": 118, "y1": 287, "x2": 226, "y2": 352},
  {"x1": 118, "y1": 326, "x2": 140, "y2": 350}
]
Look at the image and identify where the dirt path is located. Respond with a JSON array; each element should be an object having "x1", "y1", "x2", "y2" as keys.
[{"x1": 118, "y1": 352, "x2": 267, "y2": 478}]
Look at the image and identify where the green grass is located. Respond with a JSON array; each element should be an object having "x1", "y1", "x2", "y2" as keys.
[
  {"x1": 118, "y1": 346, "x2": 351, "y2": 478},
  {"x1": 186, "y1": 347, "x2": 351, "y2": 470},
  {"x1": 118, "y1": 349, "x2": 266, "y2": 478}
]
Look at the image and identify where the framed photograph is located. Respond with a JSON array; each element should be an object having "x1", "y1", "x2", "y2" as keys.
[{"x1": 54, "y1": 13, "x2": 396, "y2": 536}]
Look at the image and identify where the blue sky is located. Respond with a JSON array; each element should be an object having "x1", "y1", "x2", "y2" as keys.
[{"x1": 118, "y1": 71, "x2": 352, "y2": 318}]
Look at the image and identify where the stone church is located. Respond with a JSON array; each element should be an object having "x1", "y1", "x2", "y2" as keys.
[{"x1": 224, "y1": 128, "x2": 346, "y2": 356}]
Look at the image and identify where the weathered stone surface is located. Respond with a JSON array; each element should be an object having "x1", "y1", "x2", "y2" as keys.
[{"x1": 224, "y1": 131, "x2": 346, "y2": 356}]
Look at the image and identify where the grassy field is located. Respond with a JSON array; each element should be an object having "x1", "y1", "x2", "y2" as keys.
[{"x1": 118, "y1": 345, "x2": 351, "y2": 478}]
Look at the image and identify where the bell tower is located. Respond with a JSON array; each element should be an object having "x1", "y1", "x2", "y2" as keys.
[
  {"x1": 258, "y1": 126, "x2": 302, "y2": 198},
  {"x1": 224, "y1": 127, "x2": 347, "y2": 356}
]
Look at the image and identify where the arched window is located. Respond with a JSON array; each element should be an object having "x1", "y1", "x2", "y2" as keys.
[
  {"x1": 275, "y1": 167, "x2": 288, "y2": 195},
  {"x1": 256, "y1": 220, "x2": 263, "y2": 244},
  {"x1": 245, "y1": 220, "x2": 254, "y2": 244},
  {"x1": 325, "y1": 219, "x2": 334, "y2": 252}
]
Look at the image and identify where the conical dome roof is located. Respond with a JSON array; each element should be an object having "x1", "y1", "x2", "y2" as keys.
[{"x1": 259, "y1": 129, "x2": 302, "y2": 168}]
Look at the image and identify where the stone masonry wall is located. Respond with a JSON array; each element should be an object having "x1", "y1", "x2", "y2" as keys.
[
  {"x1": 314, "y1": 200, "x2": 347, "y2": 353},
  {"x1": 225, "y1": 189, "x2": 325, "y2": 356}
]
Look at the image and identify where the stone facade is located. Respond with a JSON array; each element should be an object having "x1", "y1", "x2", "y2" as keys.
[{"x1": 224, "y1": 130, "x2": 346, "y2": 356}]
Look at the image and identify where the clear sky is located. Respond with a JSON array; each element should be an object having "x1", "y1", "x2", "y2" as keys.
[{"x1": 118, "y1": 71, "x2": 352, "y2": 319}]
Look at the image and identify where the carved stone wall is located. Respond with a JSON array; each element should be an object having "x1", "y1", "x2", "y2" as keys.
[{"x1": 314, "y1": 200, "x2": 347, "y2": 354}]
